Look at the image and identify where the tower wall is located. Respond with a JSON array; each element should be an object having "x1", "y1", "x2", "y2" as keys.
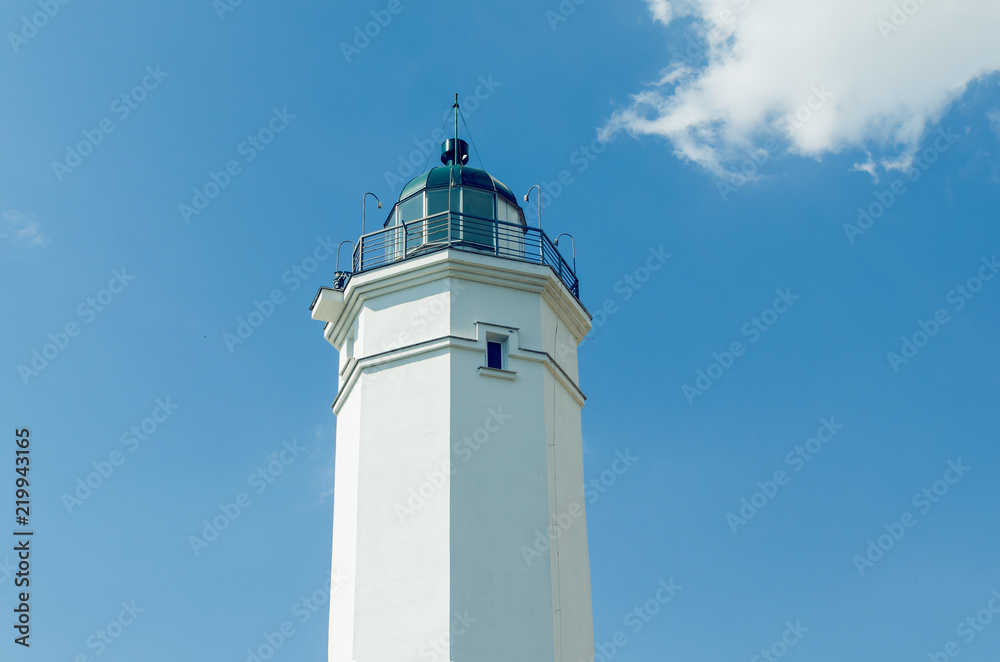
[
  {"x1": 544, "y1": 366, "x2": 594, "y2": 662},
  {"x1": 448, "y1": 334, "x2": 554, "y2": 662},
  {"x1": 316, "y1": 250, "x2": 593, "y2": 662}
]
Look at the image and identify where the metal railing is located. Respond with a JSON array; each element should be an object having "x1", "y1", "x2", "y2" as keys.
[{"x1": 334, "y1": 212, "x2": 579, "y2": 298}]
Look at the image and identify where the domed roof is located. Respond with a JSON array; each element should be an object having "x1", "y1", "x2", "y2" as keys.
[{"x1": 398, "y1": 165, "x2": 519, "y2": 206}]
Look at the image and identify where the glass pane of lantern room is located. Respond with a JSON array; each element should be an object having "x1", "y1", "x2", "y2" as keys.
[
  {"x1": 399, "y1": 194, "x2": 423, "y2": 222},
  {"x1": 426, "y1": 189, "x2": 449, "y2": 243},
  {"x1": 463, "y1": 188, "x2": 494, "y2": 219},
  {"x1": 450, "y1": 186, "x2": 462, "y2": 243},
  {"x1": 502, "y1": 200, "x2": 523, "y2": 223},
  {"x1": 399, "y1": 194, "x2": 424, "y2": 251},
  {"x1": 387, "y1": 206, "x2": 404, "y2": 261},
  {"x1": 461, "y1": 189, "x2": 495, "y2": 248},
  {"x1": 498, "y1": 200, "x2": 525, "y2": 258}
]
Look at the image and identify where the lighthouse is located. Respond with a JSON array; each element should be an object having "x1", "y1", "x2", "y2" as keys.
[{"x1": 310, "y1": 107, "x2": 594, "y2": 662}]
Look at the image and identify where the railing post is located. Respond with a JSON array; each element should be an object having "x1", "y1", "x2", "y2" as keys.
[{"x1": 392, "y1": 218, "x2": 409, "y2": 262}]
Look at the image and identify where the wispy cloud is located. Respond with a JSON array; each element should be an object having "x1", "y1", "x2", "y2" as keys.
[
  {"x1": 1, "y1": 210, "x2": 48, "y2": 247},
  {"x1": 645, "y1": 0, "x2": 674, "y2": 26},
  {"x1": 605, "y1": 1, "x2": 1000, "y2": 178},
  {"x1": 851, "y1": 153, "x2": 878, "y2": 182},
  {"x1": 988, "y1": 107, "x2": 1000, "y2": 137}
]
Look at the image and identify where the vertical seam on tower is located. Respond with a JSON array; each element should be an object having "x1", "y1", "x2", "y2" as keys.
[{"x1": 552, "y1": 319, "x2": 563, "y2": 662}]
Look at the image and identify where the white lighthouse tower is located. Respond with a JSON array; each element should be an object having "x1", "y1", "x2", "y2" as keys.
[{"x1": 310, "y1": 109, "x2": 593, "y2": 662}]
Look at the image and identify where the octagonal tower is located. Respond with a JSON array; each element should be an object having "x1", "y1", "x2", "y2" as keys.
[{"x1": 311, "y1": 125, "x2": 593, "y2": 662}]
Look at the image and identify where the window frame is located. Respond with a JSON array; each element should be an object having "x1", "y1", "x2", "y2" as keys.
[{"x1": 486, "y1": 339, "x2": 504, "y2": 370}]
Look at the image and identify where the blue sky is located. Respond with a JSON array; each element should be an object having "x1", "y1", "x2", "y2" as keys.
[{"x1": 2, "y1": 0, "x2": 999, "y2": 660}]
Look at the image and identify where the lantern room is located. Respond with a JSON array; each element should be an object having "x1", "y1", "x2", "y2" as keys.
[{"x1": 380, "y1": 138, "x2": 527, "y2": 257}]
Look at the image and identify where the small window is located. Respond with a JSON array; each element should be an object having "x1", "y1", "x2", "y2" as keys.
[{"x1": 486, "y1": 340, "x2": 504, "y2": 370}]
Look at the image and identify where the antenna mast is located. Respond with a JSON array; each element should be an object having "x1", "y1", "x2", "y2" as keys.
[{"x1": 453, "y1": 93, "x2": 460, "y2": 167}]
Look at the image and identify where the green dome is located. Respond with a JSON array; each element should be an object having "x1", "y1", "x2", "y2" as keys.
[{"x1": 398, "y1": 165, "x2": 519, "y2": 206}]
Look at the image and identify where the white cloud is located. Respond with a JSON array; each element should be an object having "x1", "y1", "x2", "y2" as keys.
[
  {"x1": 645, "y1": 0, "x2": 674, "y2": 25},
  {"x1": 851, "y1": 153, "x2": 878, "y2": 182},
  {"x1": 988, "y1": 107, "x2": 1000, "y2": 137},
  {"x1": 605, "y1": 0, "x2": 1000, "y2": 177},
  {"x1": 1, "y1": 210, "x2": 48, "y2": 247}
]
